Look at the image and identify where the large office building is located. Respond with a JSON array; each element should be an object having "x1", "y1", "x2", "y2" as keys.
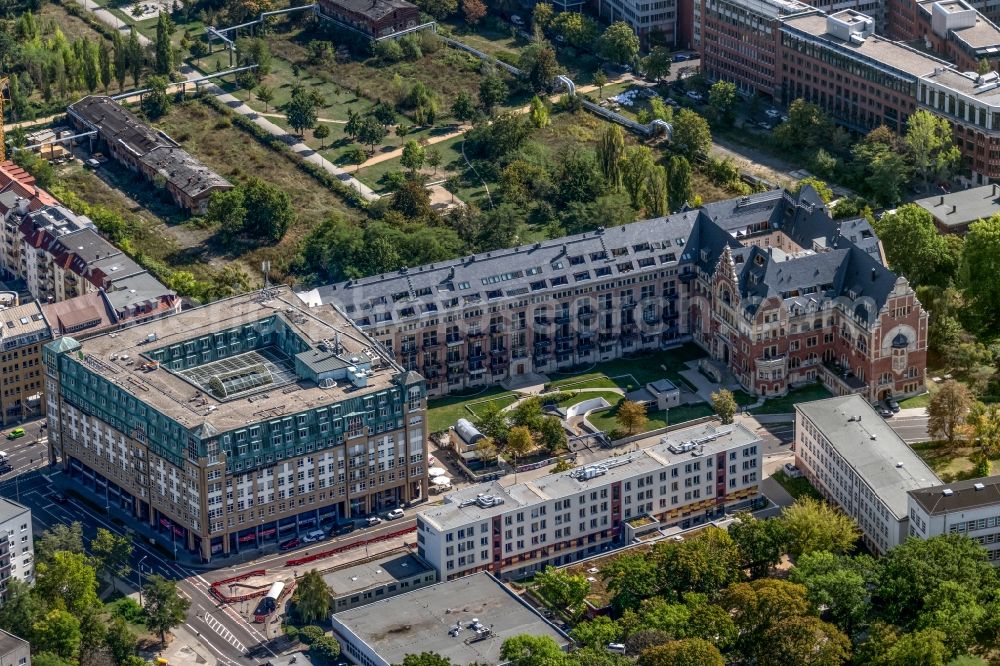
[
  {"x1": 44, "y1": 287, "x2": 428, "y2": 561},
  {"x1": 0, "y1": 302, "x2": 52, "y2": 425},
  {"x1": 795, "y1": 395, "x2": 941, "y2": 554},
  {"x1": 594, "y1": 0, "x2": 680, "y2": 47},
  {"x1": 0, "y1": 499, "x2": 34, "y2": 596},
  {"x1": 908, "y1": 476, "x2": 1000, "y2": 563},
  {"x1": 307, "y1": 187, "x2": 927, "y2": 405},
  {"x1": 417, "y1": 421, "x2": 762, "y2": 580}
]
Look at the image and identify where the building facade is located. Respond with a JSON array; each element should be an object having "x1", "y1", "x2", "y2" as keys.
[
  {"x1": 308, "y1": 188, "x2": 927, "y2": 405},
  {"x1": 0, "y1": 630, "x2": 29, "y2": 666},
  {"x1": 324, "y1": 551, "x2": 436, "y2": 612},
  {"x1": 908, "y1": 475, "x2": 1000, "y2": 563},
  {"x1": 593, "y1": 0, "x2": 680, "y2": 47},
  {"x1": 0, "y1": 303, "x2": 52, "y2": 426},
  {"x1": 45, "y1": 287, "x2": 428, "y2": 562},
  {"x1": 67, "y1": 96, "x2": 232, "y2": 214},
  {"x1": 315, "y1": 0, "x2": 421, "y2": 37},
  {"x1": 417, "y1": 421, "x2": 762, "y2": 581},
  {"x1": 0, "y1": 499, "x2": 34, "y2": 596},
  {"x1": 795, "y1": 395, "x2": 941, "y2": 554}
]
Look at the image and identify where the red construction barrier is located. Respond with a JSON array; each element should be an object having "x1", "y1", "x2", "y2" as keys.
[
  {"x1": 209, "y1": 569, "x2": 268, "y2": 603},
  {"x1": 284, "y1": 526, "x2": 416, "y2": 567}
]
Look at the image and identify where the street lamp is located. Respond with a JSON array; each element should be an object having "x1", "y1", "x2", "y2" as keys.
[{"x1": 137, "y1": 555, "x2": 147, "y2": 605}]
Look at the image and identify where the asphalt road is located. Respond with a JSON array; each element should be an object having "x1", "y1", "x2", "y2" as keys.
[
  {"x1": 0, "y1": 418, "x2": 48, "y2": 478},
  {"x1": 886, "y1": 412, "x2": 931, "y2": 443}
]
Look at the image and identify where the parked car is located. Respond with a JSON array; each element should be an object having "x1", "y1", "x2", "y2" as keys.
[
  {"x1": 386, "y1": 508, "x2": 405, "y2": 520},
  {"x1": 673, "y1": 53, "x2": 691, "y2": 62},
  {"x1": 366, "y1": 516, "x2": 383, "y2": 527},
  {"x1": 884, "y1": 397, "x2": 901, "y2": 413},
  {"x1": 334, "y1": 522, "x2": 355, "y2": 536},
  {"x1": 302, "y1": 529, "x2": 326, "y2": 543},
  {"x1": 685, "y1": 90, "x2": 703, "y2": 102},
  {"x1": 0, "y1": 464, "x2": 11, "y2": 475},
  {"x1": 783, "y1": 463, "x2": 803, "y2": 478},
  {"x1": 877, "y1": 405, "x2": 894, "y2": 418},
  {"x1": 279, "y1": 537, "x2": 301, "y2": 551},
  {"x1": 765, "y1": 108, "x2": 781, "y2": 119},
  {"x1": 6, "y1": 428, "x2": 25, "y2": 440}
]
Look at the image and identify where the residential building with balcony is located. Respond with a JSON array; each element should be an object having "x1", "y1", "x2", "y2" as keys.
[
  {"x1": 907, "y1": 475, "x2": 1000, "y2": 564},
  {"x1": 0, "y1": 499, "x2": 34, "y2": 597},
  {"x1": 306, "y1": 187, "x2": 926, "y2": 405},
  {"x1": 0, "y1": 302, "x2": 52, "y2": 426},
  {"x1": 44, "y1": 287, "x2": 428, "y2": 562},
  {"x1": 416, "y1": 420, "x2": 762, "y2": 580},
  {"x1": 795, "y1": 395, "x2": 941, "y2": 554}
]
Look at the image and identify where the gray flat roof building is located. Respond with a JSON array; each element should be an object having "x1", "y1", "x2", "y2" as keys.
[
  {"x1": 323, "y1": 551, "x2": 436, "y2": 611},
  {"x1": 331, "y1": 572, "x2": 568, "y2": 666},
  {"x1": 909, "y1": 475, "x2": 1000, "y2": 515},
  {"x1": 0, "y1": 629, "x2": 29, "y2": 666},
  {"x1": 914, "y1": 184, "x2": 1000, "y2": 232}
]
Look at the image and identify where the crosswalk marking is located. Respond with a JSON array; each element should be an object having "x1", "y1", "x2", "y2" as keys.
[{"x1": 203, "y1": 613, "x2": 247, "y2": 654}]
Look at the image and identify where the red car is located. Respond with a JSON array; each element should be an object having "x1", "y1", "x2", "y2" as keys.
[{"x1": 279, "y1": 537, "x2": 301, "y2": 551}]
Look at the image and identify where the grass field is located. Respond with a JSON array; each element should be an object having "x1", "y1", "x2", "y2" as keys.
[
  {"x1": 771, "y1": 469, "x2": 823, "y2": 501},
  {"x1": 911, "y1": 441, "x2": 1000, "y2": 482},
  {"x1": 150, "y1": 99, "x2": 361, "y2": 276},
  {"x1": 752, "y1": 383, "x2": 833, "y2": 414},
  {"x1": 588, "y1": 401, "x2": 715, "y2": 436},
  {"x1": 427, "y1": 387, "x2": 519, "y2": 433},
  {"x1": 548, "y1": 344, "x2": 707, "y2": 392},
  {"x1": 553, "y1": 390, "x2": 624, "y2": 409}
]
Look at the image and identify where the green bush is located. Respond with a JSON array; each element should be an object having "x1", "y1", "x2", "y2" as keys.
[
  {"x1": 299, "y1": 626, "x2": 325, "y2": 644},
  {"x1": 109, "y1": 597, "x2": 144, "y2": 624},
  {"x1": 309, "y1": 636, "x2": 341, "y2": 666}
]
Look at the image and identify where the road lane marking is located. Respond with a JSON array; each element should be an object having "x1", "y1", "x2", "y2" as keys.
[{"x1": 202, "y1": 612, "x2": 247, "y2": 654}]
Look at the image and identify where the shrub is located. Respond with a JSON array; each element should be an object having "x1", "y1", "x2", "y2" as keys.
[
  {"x1": 111, "y1": 597, "x2": 144, "y2": 623},
  {"x1": 299, "y1": 626, "x2": 325, "y2": 644}
]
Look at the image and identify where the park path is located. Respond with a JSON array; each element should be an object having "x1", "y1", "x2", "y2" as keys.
[
  {"x1": 69, "y1": 0, "x2": 152, "y2": 45},
  {"x1": 256, "y1": 111, "x2": 348, "y2": 124},
  {"x1": 357, "y1": 124, "x2": 471, "y2": 168}
]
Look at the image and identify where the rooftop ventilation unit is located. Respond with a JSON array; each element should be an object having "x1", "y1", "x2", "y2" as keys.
[{"x1": 572, "y1": 465, "x2": 608, "y2": 481}]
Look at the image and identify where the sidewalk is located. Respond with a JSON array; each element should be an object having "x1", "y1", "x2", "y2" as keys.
[{"x1": 70, "y1": 0, "x2": 150, "y2": 45}]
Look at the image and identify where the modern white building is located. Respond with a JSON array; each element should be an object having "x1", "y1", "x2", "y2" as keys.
[
  {"x1": 417, "y1": 421, "x2": 762, "y2": 580},
  {"x1": 0, "y1": 499, "x2": 33, "y2": 596},
  {"x1": 794, "y1": 395, "x2": 941, "y2": 554},
  {"x1": 907, "y1": 475, "x2": 1000, "y2": 564}
]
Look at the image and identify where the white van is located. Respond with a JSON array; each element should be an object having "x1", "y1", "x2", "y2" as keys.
[{"x1": 302, "y1": 529, "x2": 326, "y2": 543}]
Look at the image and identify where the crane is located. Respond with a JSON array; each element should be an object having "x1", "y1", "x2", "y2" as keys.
[{"x1": 0, "y1": 76, "x2": 9, "y2": 162}]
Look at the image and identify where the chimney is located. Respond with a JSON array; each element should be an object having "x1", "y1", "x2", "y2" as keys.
[
  {"x1": 939, "y1": 195, "x2": 944, "y2": 205},
  {"x1": 871, "y1": 267, "x2": 877, "y2": 281},
  {"x1": 15, "y1": 197, "x2": 28, "y2": 216},
  {"x1": 951, "y1": 204, "x2": 957, "y2": 214}
]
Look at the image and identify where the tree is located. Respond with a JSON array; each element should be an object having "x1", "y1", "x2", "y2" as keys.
[
  {"x1": 720, "y1": 579, "x2": 811, "y2": 662},
  {"x1": 671, "y1": 109, "x2": 712, "y2": 158},
  {"x1": 142, "y1": 575, "x2": 190, "y2": 643},
  {"x1": 599, "y1": 21, "x2": 640, "y2": 66},
  {"x1": 621, "y1": 145, "x2": 655, "y2": 209},
  {"x1": 376, "y1": 39, "x2": 404, "y2": 63},
  {"x1": 256, "y1": 84, "x2": 274, "y2": 111},
  {"x1": 0, "y1": 579, "x2": 45, "y2": 636},
  {"x1": 462, "y1": 0, "x2": 486, "y2": 24},
  {"x1": 32, "y1": 654, "x2": 75, "y2": 666},
  {"x1": 91, "y1": 528, "x2": 132, "y2": 594},
  {"x1": 35, "y1": 551, "x2": 101, "y2": 616},
  {"x1": 413, "y1": 0, "x2": 456, "y2": 19},
  {"x1": 667, "y1": 156, "x2": 692, "y2": 211},
  {"x1": 729, "y1": 514, "x2": 788, "y2": 579},
  {"x1": 774, "y1": 99, "x2": 834, "y2": 154},
  {"x1": 616, "y1": 400, "x2": 647, "y2": 435},
  {"x1": 401, "y1": 140, "x2": 425, "y2": 175},
  {"x1": 36, "y1": 522, "x2": 85, "y2": 563},
  {"x1": 105, "y1": 616, "x2": 138, "y2": 666},
  {"x1": 82, "y1": 43, "x2": 99, "y2": 93},
  {"x1": 538, "y1": 416, "x2": 567, "y2": 452},
  {"x1": 309, "y1": 636, "x2": 341, "y2": 666},
  {"x1": 521, "y1": 43, "x2": 558, "y2": 92},
  {"x1": 286, "y1": 89, "x2": 319, "y2": 136},
  {"x1": 876, "y1": 204, "x2": 958, "y2": 288},
  {"x1": 551, "y1": 12, "x2": 599, "y2": 48},
  {"x1": 357, "y1": 115, "x2": 389, "y2": 154},
  {"x1": 312, "y1": 124, "x2": 330, "y2": 149},
  {"x1": 708, "y1": 80, "x2": 737, "y2": 126},
  {"x1": 788, "y1": 551, "x2": 872, "y2": 635},
  {"x1": 793, "y1": 177, "x2": 833, "y2": 203},
  {"x1": 757, "y1": 615, "x2": 852, "y2": 666},
  {"x1": 592, "y1": 70, "x2": 608, "y2": 99},
  {"x1": 506, "y1": 425, "x2": 535, "y2": 459},
  {"x1": 637, "y1": 639, "x2": 724, "y2": 666},
  {"x1": 851, "y1": 131, "x2": 911, "y2": 207},
  {"x1": 905, "y1": 110, "x2": 961, "y2": 191},
  {"x1": 479, "y1": 73, "x2": 508, "y2": 114},
  {"x1": 603, "y1": 551, "x2": 662, "y2": 611},
  {"x1": 535, "y1": 567, "x2": 589, "y2": 617},
  {"x1": 155, "y1": 12, "x2": 172, "y2": 74},
  {"x1": 533, "y1": 2, "x2": 555, "y2": 30},
  {"x1": 782, "y1": 498, "x2": 859, "y2": 558},
  {"x1": 237, "y1": 37, "x2": 272, "y2": 78},
  {"x1": 597, "y1": 124, "x2": 626, "y2": 190},
  {"x1": 373, "y1": 100, "x2": 396, "y2": 127},
  {"x1": 113, "y1": 31, "x2": 128, "y2": 91},
  {"x1": 241, "y1": 177, "x2": 294, "y2": 242},
  {"x1": 928, "y1": 380, "x2": 974, "y2": 444},
  {"x1": 500, "y1": 635, "x2": 567, "y2": 666},
  {"x1": 426, "y1": 147, "x2": 442, "y2": 174},
  {"x1": 141, "y1": 76, "x2": 170, "y2": 119},
  {"x1": 644, "y1": 166, "x2": 669, "y2": 217},
  {"x1": 642, "y1": 46, "x2": 672, "y2": 82},
  {"x1": 236, "y1": 68, "x2": 257, "y2": 99},
  {"x1": 451, "y1": 91, "x2": 477, "y2": 122},
  {"x1": 961, "y1": 215, "x2": 1000, "y2": 331},
  {"x1": 400, "y1": 654, "x2": 453, "y2": 666},
  {"x1": 98, "y1": 42, "x2": 113, "y2": 92},
  {"x1": 529, "y1": 96, "x2": 550, "y2": 128},
  {"x1": 657, "y1": 527, "x2": 743, "y2": 597},
  {"x1": 710, "y1": 389, "x2": 737, "y2": 424},
  {"x1": 32, "y1": 609, "x2": 82, "y2": 660},
  {"x1": 571, "y1": 616, "x2": 621, "y2": 650}
]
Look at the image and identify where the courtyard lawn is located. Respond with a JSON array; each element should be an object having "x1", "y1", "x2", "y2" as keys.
[
  {"x1": 771, "y1": 469, "x2": 823, "y2": 501},
  {"x1": 551, "y1": 391, "x2": 624, "y2": 410},
  {"x1": 751, "y1": 383, "x2": 833, "y2": 415},
  {"x1": 547, "y1": 344, "x2": 707, "y2": 393},
  {"x1": 912, "y1": 441, "x2": 1000, "y2": 483},
  {"x1": 587, "y1": 401, "x2": 715, "y2": 436},
  {"x1": 427, "y1": 387, "x2": 519, "y2": 434}
]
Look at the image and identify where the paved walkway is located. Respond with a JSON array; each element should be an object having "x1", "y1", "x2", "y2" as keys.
[
  {"x1": 70, "y1": 0, "x2": 151, "y2": 45},
  {"x1": 358, "y1": 124, "x2": 471, "y2": 168}
]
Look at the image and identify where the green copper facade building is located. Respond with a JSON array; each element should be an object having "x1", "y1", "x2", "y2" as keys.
[{"x1": 43, "y1": 287, "x2": 428, "y2": 561}]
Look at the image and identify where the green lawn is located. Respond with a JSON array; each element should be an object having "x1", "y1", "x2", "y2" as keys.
[
  {"x1": 587, "y1": 401, "x2": 715, "y2": 437},
  {"x1": 899, "y1": 392, "x2": 931, "y2": 409},
  {"x1": 752, "y1": 383, "x2": 834, "y2": 415},
  {"x1": 427, "y1": 387, "x2": 519, "y2": 434},
  {"x1": 911, "y1": 440, "x2": 1000, "y2": 482},
  {"x1": 771, "y1": 470, "x2": 823, "y2": 501},
  {"x1": 548, "y1": 344, "x2": 707, "y2": 393},
  {"x1": 552, "y1": 391, "x2": 624, "y2": 410}
]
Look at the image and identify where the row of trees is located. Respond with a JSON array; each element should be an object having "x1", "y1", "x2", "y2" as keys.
[
  {"x1": 473, "y1": 396, "x2": 567, "y2": 461},
  {"x1": 0, "y1": 522, "x2": 190, "y2": 666}
]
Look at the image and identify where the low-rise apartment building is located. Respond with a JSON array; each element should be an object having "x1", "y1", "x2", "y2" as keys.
[
  {"x1": 67, "y1": 96, "x2": 231, "y2": 214},
  {"x1": 417, "y1": 421, "x2": 762, "y2": 580},
  {"x1": 45, "y1": 287, "x2": 428, "y2": 561},
  {"x1": 309, "y1": 187, "x2": 926, "y2": 405},
  {"x1": 0, "y1": 302, "x2": 52, "y2": 425},
  {"x1": 907, "y1": 475, "x2": 1000, "y2": 563},
  {"x1": 795, "y1": 395, "x2": 941, "y2": 554},
  {"x1": 0, "y1": 630, "x2": 29, "y2": 666},
  {"x1": 0, "y1": 499, "x2": 34, "y2": 596}
]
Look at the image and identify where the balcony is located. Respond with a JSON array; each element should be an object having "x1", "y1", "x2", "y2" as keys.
[
  {"x1": 400, "y1": 344, "x2": 418, "y2": 355},
  {"x1": 490, "y1": 347, "x2": 508, "y2": 357},
  {"x1": 446, "y1": 335, "x2": 463, "y2": 346},
  {"x1": 467, "y1": 329, "x2": 486, "y2": 340},
  {"x1": 620, "y1": 301, "x2": 637, "y2": 310},
  {"x1": 422, "y1": 339, "x2": 440, "y2": 350},
  {"x1": 577, "y1": 309, "x2": 594, "y2": 320},
  {"x1": 755, "y1": 354, "x2": 786, "y2": 369},
  {"x1": 512, "y1": 346, "x2": 528, "y2": 359},
  {"x1": 489, "y1": 324, "x2": 505, "y2": 335},
  {"x1": 422, "y1": 359, "x2": 442, "y2": 370},
  {"x1": 533, "y1": 316, "x2": 551, "y2": 326},
  {"x1": 554, "y1": 313, "x2": 571, "y2": 324},
  {"x1": 534, "y1": 352, "x2": 552, "y2": 364},
  {"x1": 821, "y1": 360, "x2": 867, "y2": 392},
  {"x1": 468, "y1": 350, "x2": 486, "y2": 361},
  {"x1": 663, "y1": 292, "x2": 679, "y2": 301},
  {"x1": 534, "y1": 337, "x2": 551, "y2": 348},
  {"x1": 556, "y1": 331, "x2": 573, "y2": 342}
]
